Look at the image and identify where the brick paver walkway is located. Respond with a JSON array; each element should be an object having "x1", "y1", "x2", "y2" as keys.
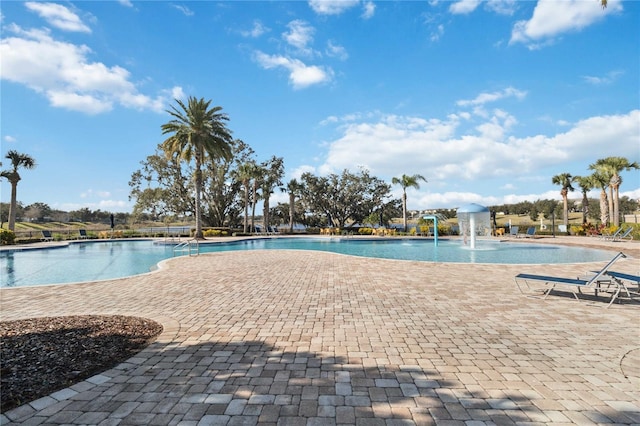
[{"x1": 1, "y1": 237, "x2": 639, "y2": 425}]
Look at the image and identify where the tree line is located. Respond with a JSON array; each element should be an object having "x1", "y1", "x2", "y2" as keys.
[
  {"x1": 552, "y1": 157, "x2": 639, "y2": 229},
  {"x1": 2, "y1": 96, "x2": 638, "y2": 235}
]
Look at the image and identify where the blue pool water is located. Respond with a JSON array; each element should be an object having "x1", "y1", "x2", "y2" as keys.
[{"x1": 0, "y1": 238, "x2": 613, "y2": 288}]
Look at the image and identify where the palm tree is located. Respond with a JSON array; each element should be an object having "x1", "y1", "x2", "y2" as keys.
[
  {"x1": 391, "y1": 174, "x2": 427, "y2": 232},
  {"x1": 234, "y1": 161, "x2": 256, "y2": 233},
  {"x1": 590, "y1": 157, "x2": 639, "y2": 227},
  {"x1": 590, "y1": 170, "x2": 610, "y2": 226},
  {"x1": 572, "y1": 175, "x2": 593, "y2": 224},
  {"x1": 589, "y1": 160, "x2": 614, "y2": 226},
  {"x1": 282, "y1": 178, "x2": 303, "y2": 233},
  {"x1": 1, "y1": 150, "x2": 36, "y2": 231},
  {"x1": 160, "y1": 97, "x2": 232, "y2": 239},
  {"x1": 260, "y1": 156, "x2": 284, "y2": 232},
  {"x1": 551, "y1": 173, "x2": 574, "y2": 228},
  {"x1": 250, "y1": 164, "x2": 263, "y2": 233}
]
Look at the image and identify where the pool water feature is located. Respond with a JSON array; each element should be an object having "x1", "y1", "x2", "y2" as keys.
[{"x1": 0, "y1": 238, "x2": 614, "y2": 288}]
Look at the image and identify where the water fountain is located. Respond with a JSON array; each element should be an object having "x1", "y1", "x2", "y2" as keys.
[
  {"x1": 421, "y1": 215, "x2": 439, "y2": 246},
  {"x1": 457, "y1": 203, "x2": 491, "y2": 249}
]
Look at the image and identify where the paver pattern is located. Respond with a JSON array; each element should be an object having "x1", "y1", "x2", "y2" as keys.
[{"x1": 1, "y1": 237, "x2": 639, "y2": 425}]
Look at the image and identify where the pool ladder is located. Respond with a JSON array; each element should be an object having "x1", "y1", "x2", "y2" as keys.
[{"x1": 173, "y1": 239, "x2": 199, "y2": 257}]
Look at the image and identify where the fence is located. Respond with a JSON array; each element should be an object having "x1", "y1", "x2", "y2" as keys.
[{"x1": 623, "y1": 215, "x2": 639, "y2": 223}]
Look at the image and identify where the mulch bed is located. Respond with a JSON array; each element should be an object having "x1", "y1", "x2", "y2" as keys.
[{"x1": 0, "y1": 315, "x2": 163, "y2": 413}]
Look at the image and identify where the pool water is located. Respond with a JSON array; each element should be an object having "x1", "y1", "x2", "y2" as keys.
[{"x1": 0, "y1": 238, "x2": 613, "y2": 288}]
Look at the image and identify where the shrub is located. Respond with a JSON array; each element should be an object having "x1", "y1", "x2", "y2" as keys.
[
  {"x1": 358, "y1": 227, "x2": 374, "y2": 235},
  {"x1": 1, "y1": 229, "x2": 16, "y2": 245},
  {"x1": 570, "y1": 225, "x2": 586, "y2": 236},
  {"x1": 98, "y1": 230, "x2": 123, "y2": 239},
  {"x1": 437, "y1": 224, "x2": 452, "y2": 235}
]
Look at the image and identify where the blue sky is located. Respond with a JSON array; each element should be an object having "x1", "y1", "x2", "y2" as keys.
[{"x1": 1, "y1": 0, "x2": 638, "y2": 214}]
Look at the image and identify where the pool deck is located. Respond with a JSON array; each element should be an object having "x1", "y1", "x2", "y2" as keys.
[{"x1": 1, "y1": 236, "x2": 639, "y2": 425}]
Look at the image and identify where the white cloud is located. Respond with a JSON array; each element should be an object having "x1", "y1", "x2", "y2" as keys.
[
  {"x1": 315, "y1": 109, "x2": 639, "y2": 192},
  {"x1": 449, "y1": 0, "x2": 481, "y2": 15},
  {"x1": 509, "y1": 0, "x2": 622, "y2": 49},
  {"x1": 326, "y1": 40, "x2": 348, "y2": 60},
  {"x1": 172, "y1": 4, "x2": 194, "y2": 17},
  {"x1": 308, "y1": 0, "x2": 359, "y2": 15},
  {"x1": 118, "y1": 0, "x2": 133, "y2": 7},
  {"x1": 241, "y1": 20, "x2": 269, "y2": 38},
  {"x1": 362, "y1": 1, "x2": 376, "y2": 19},
  {"x1": 582, "y1": 70, "x2": 624, "y2": 85},
  {"x1": 301, "y1": 108, "x2": 640, "y2": 210},
  {"x1": 621, "y1": 187, "x2": 640, "y2": 201},
  {"x1": 283, "y1": 20, "x2": 315, "y2": 55},
  {"x1": 0, "y1": 25, "x2": 176, "y2": 114},
  {"x1": 486, "y1": 0, "x2": 517, "y2": 16},
  {"x1": 3, "y1": 135, "x2": 17, "y2": 143},
  {"x1": 456, "y1": 87, "x2": 527, "y2": 107},
  {"x1": 430, "y1": 24, "x2": 444, "y2": 42},
  {"x1": 81, "y1": 189, "x2": 112, "y2": 199},
  {"x1": 291, "y1": 165, "x2": 317, "y2": 180},
  {"x1": 56, "y1": 199, "x2": 132, "y2": 213},
  {"x1": 253, "y1": 51, "x2": 333, "y2": 89},
  {"x1": 25, "y1": 2, "x2": 91, "y2": 33}
]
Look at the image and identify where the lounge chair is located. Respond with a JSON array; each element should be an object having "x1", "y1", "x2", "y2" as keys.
[
  {"x1": 78, "y1": 229, "x2": 88, "y2": 239},
  {"x1": 604, "y1": 271, "x2": 640, "y2": 295},
  {"x1": 521, "y1": 226, "x2": 536, "y2": 238},
  {"x1": 600, "y1": 227, "x2": 622, "y2": 241},
  {"x1": 612, "y1": 227, "x2": 633, "y2": 242},
  {"x1": 558, "y1": 225, "x2": 567, "y2": 234},
  {"x1": 514, "y1": 252, "x2": 628, "y2": 308},
  {"x1": 509, "y1": 226, "x2": 519, "y2": 237},
  {"x1": 41, "y1": 230, "x2": 53, "y2": 242}
]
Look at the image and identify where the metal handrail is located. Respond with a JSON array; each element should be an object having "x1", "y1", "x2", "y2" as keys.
[{"x1": 173, "y1": 239, "x2": 199, "y2": 257}]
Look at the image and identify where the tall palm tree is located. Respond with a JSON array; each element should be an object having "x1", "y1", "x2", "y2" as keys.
[
  {"x1": 590, "y1": 157, "x2": 639, "y2": 227},
  {"x1": 572, "y1": 175, "x2": 593, "y2": 224},
  {"x1": 282, "y1": 178, "x2": 303, "y2": 233},
  {"x1": 234, "y1": 161, "x2": 256, "y2": 233},
  {"x1": 589, "y1": 160, "x2": 614, "y2": 226},
  {"x1": 391, "y1": 174, "x2": 427, "y2": 232},
  {"x1": 590, "y1": 170, "x2": 610, "y2": 226},
  {"x1": 551, "y1": 173, "x2": 575, "y2": 228},
  {"x1": 161, "y1": 97, "x2": 232, "y2": 239},
  {"x1": 1, "y1": 150, "x2": 36, "y2": 231},
  {"x1": 250, "y1": 164, "x2": 263, "y2": 233},
  {"x1": 260, "y1": 156, "x2": 284, "y2": 232}
]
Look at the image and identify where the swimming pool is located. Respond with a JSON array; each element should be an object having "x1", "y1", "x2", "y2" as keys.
[{"x1": 0, "y1": 238, "x2": 613, "y2": 288}]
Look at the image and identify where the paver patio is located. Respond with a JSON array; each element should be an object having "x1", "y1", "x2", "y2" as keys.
[{"x1": 1, "y1": 237, "x2": 639, "y2": 425}]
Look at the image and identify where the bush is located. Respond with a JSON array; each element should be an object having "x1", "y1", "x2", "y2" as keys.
[
  {"x1": 203, "y1": 229, "x2": 230, "y2": 237},
  {"x1": 98, "y1": 230, "x2": 123, "y2": 239},
  {"x1": 1, "y1": 229, "x2": 16, "y2": 245},
  {"x1": 570, "y1": 225, "x2": 586, "y2": 236},
  {"x1": 358, "y1": 227, "x2": 374, "y2": 235}
]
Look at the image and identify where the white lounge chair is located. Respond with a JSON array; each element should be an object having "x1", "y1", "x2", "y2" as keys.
[
  {"x1": 600, "y1": 227, "x2": 623, "y2": 241},
  {"x1": 514, "y1": 252, "x2": 628, "y2": 308},
  {"x1": 509, "y1": 226, "x2": 519, "y2": 237},
  {"x1": 612, "y1": 227, "x2": 633, "y2": 242},
  {"x1": 521, "y1": 226, "x2": 536, "y2": 238},
  {"x1": 604, "y1": 271, "x2": 639, "y2": 296}
]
